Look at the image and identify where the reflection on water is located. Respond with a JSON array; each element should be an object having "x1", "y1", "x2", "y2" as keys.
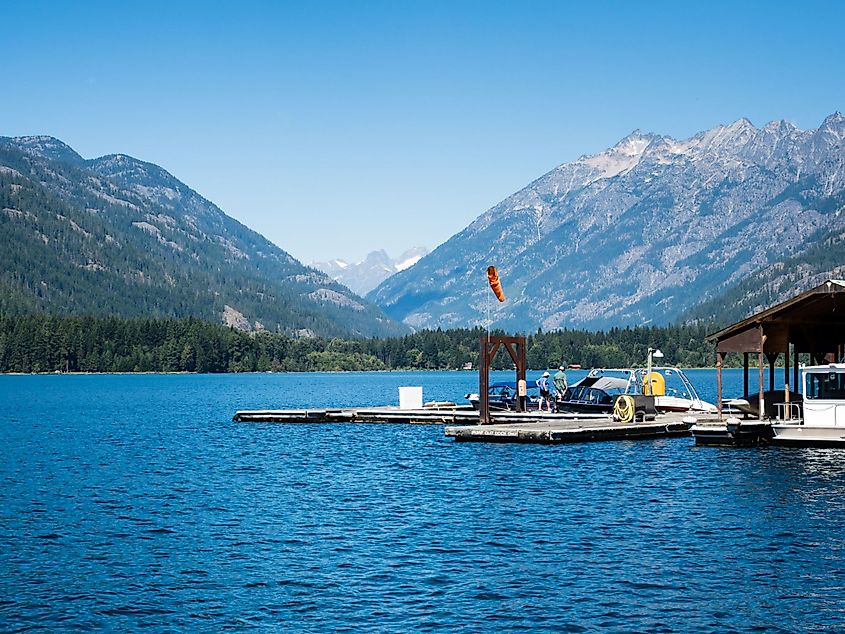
[{"x1": 1, "y1": 371, "x2": 844, "y2": 632}]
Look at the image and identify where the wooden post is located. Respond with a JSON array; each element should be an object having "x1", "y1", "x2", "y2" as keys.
[
  {"x1": 767, "y1": 352, "x2": 777, "y2": 392},
  {"x1": 479, "y1": 335, "x2": 490, "y2": 425},
  {"x1": 717, "y1": 351, "x2": 724, "y2": 421},
  {"x1": 784, "y1": 346, "x2": 790, "y2": 392},
  {"x1": 743, "y1": 352, "x2": 749, "y2": 399},
  {"x1": 784, "y1": 345, "x2": 791, "y2": 421},
  {"x1": 784, "y1": 382, "x2": 791, "y2": 420},
  {"x1": 758, "y1": 331, "x2": 766, "y2": 421},
  {"x1": 513, "y1": 342, "x2": 526, "y2": 412},
  {"x1": 794, "y1": 346, "x2": 800, "y2": 395}
]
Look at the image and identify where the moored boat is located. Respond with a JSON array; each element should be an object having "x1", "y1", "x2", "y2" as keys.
[
  {"x1": 465, "y1": 381, "x2": 541, "y2": 411},
  {"x1": 771, "y1": 363, "x2": 845, "y2": 446},
  {"x1": 555, "y1": 375, "x2": 629, "y2": 414},
  {"x1": 558, "y1": 367, "x2": 717, "y2": 415}
]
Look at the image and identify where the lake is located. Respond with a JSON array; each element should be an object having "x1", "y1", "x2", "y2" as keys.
[{"x1": 2, "y1": 370, "x2": 844, "y2": 632}]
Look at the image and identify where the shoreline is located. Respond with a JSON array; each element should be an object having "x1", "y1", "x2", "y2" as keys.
[{"x1": 0, "y1": 366, "x2": 753, "y2": 377}]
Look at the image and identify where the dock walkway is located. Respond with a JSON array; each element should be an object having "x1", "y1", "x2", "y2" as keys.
[
  {"x1": 444, "y1": 413, "x2": 706, "y2": 444},
  {"x1": 233, "y1": 406, "x2": 714, "y2": 444},
  {"x1": 233, "y1": 406, "x2": 477, "y2": 425}
]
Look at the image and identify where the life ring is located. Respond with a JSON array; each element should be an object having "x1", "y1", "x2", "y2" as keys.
[{"x1": 614, "y1": 395, "x2": 635, "y2": 424}]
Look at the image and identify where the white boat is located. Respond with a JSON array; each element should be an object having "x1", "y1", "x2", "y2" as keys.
[
  {"x1": 772, "y1": 363, "x2": 845, "y2": 446},
  {"x1": 656, "y1": 392, "x2": 718, "y2": 414},
  {"x1": 582, "y1": 366, "x2": 717, "y2": 414}
]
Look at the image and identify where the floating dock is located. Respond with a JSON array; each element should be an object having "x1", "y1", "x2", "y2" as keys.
[
  {"x1": 233, "y1": 406, "x2": 615, "y2": 426},
  {"x1": 444, "y1": 413, "x2": 703, "y2": 444},
  {"x1": 690, "y1": 418, "x2": 775, "y2": 446},
  {"x1": 233, "y1": 406, "x2": 477, "y2": 425},
  {"x1": 233, "y1": 406, "x2": 713, "y2": 444}
]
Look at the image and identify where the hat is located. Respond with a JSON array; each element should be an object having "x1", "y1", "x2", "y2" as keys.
[
  {"x1": 543, "y1": 371, "x2": 550, "y2": 377},
  {"x1": 559, "y1": 365, "x2": 565, "y2": 370}
]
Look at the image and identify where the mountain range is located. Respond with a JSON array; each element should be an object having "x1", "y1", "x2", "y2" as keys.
[
  {"x1": 4, "y1": 113, "x2": 844, "y2": 340},
  {"x1": 369, "y1": 113, "x2": 845, "y2": 331},
  {"x1": 0, "y1": 136, "x2": 408, "y2": 338},
  {"x1": 313, "y1": 247, "x2": 428, "y2": 296}
]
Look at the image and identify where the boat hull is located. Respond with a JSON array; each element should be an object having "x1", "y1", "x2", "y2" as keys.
[
  {"x1": 771, "y1": 423, "x2": 845, "y2": 447},
  {"x1": 691, "y1": 420, "x2": 773, "y2": 446},
  {"x1": 555, "y1": 402, "x2": 613, "y2": 415},
  {"x1": 655, "y1": 396, "x2": 718, "y2": 414}
]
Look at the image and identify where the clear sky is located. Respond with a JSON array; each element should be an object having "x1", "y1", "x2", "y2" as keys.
[{"x1": 2, "y1": 0, "x2": 844, "y2": 264}]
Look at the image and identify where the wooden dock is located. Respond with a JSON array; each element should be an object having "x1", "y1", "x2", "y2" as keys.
[
  {"x1": 444, "y1": 413, "x2": 706, "y2": 444},
  {"x1": 232, "y1": 405, "x2": 479, "y2": 425},
  {"x1": 233, "y1": 406, "x2": 714, "y2": 444},
  {"x1": 690, "y1": 418, "x2": 774, "y2": 446}
]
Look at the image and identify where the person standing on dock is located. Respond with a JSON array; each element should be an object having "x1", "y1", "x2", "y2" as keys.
[
  {"x1": 553, "y1": 365, "x2": 568, "y2": 411},
  {"x1": 537, "y1": 371, "x2": 552, "y2": 412}
]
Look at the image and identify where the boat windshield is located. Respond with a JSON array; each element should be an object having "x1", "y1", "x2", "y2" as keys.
[
  {"x1": 805, "y1": 371, "x2": 845, "y2": 400},
  {"x1": 585, "y1": 367, "x2": 701, "y2": 399}
]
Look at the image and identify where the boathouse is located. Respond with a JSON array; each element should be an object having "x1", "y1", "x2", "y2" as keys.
[{"x1": 708, "y1": 279, "x2": 845, "y2": 419}]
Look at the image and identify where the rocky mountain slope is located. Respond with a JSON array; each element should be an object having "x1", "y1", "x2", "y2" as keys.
[
  {"x1": 0, "y1": 136, "x2": 407, "y2": 338},
  {"x1": 313, "y1": 247, "x2": 428, "y2": 296},
  {"x1": 369, "y1": 113, "x2": 845, "y2": 331},
  {"x1": 682, "y1": 221, "x2": 845, "y2": 327}
]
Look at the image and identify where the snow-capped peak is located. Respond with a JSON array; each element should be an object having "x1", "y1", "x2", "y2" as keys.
[
  {"x1": 312, "y1": 247, "x2": 429, "y2": 296},
  {"x1": 818, "y1": 112, "x2": 845, "y2": 141},
  {"x1": 762, "y1": 118, "x2": 797, "y2": 133},
  {"x1": 823, "y1": 111, "x2": 844, "y2": 125},
  {"x1": 727, "y1": 117, "x2": 755, "y2": 131},
  {"x1": 395, "y1": 254, "x2": 423, "y2": 271},
  {"x1": 580, "y1": 131, "x2": 655, "y2": 181}
]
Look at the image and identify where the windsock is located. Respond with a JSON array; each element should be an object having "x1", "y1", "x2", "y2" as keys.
[{"x1": 486, "y1": 266, "x2": 505, "y2": 302}]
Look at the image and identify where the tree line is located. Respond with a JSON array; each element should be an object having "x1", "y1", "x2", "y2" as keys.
[{"x1": 0, "y1": 314, "x2": 721, "y2": 374}]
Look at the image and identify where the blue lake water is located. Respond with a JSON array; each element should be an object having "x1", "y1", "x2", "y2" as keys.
[{"x1": 2, "y1": 370, "x2": 844, "y2": 632}]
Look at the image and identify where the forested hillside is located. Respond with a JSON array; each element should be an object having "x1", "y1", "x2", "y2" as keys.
[
  {"x1": 683, "y1": 223, "x2": 845, "y2": 327},
  {"x1": 0, "y1": 136, "x2": 406, "y2": 338}
]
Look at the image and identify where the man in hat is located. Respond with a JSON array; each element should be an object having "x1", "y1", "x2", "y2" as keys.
[{"x1": 537, "y1": 371, "x2": 552, "y2": 412}]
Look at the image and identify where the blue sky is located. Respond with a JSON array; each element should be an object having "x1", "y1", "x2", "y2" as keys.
[{"x1": 2, "y1": 0, "x2": 844, "y2": 264}]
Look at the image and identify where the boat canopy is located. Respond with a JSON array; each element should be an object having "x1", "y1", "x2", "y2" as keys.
[{"x1": 573, "y1": 376, "x2": 630, "y2": 393}]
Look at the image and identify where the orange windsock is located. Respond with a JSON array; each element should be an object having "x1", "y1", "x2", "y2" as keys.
[{"x1": 487, "y1": 266, "x2": 505, "y2": 302}]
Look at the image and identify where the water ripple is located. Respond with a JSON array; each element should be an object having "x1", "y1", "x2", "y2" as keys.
[{"x1": 2, "y1": 372, "x2": 845, "y2": 631}]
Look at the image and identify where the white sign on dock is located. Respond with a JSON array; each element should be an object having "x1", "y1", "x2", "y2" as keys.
[{"x1": 398, "y1": 386, "x2": 423, "y2": 410}]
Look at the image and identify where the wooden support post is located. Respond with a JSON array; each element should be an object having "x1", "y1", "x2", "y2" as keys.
[
  {"x1": 767, "y1": 352, "x2": 777, "y2": 392},
  {"x1": 716, "y1": 351, "x2": 724, "y2": 421},
  {"x1": 758, "y1": 350, "x2": 765, "y2": 420},
  {"x1": 784, "y1": 345, "x2": 791, "y2": 420},
  {"x1": 758, "y1": 331, "x2": 766, "y2": 421},
  {"x1": 743, "y1": 352, "x2": 749, "y2": 399},
  {"x1": 479, "y1": 335, "x2": 490, "y2": 425},
  {"x1": 784, "y1": 346, "x2": 790, "y2": 392},
  {"x1": 794, "y1": 346, "x2": 800, "y2": 395}
]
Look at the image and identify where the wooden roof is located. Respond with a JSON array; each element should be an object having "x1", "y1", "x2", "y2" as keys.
[{"x1": 707, "y1": 280, "x2": 845, "y2": 353}]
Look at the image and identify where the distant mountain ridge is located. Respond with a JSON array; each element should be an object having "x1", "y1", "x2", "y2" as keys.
[
  {"x1": 313, "y1": 247, "x2": 428, "y2": 295},
  {"x1": 369, "y1": 113, "x2": 845, "y2": 331},
  {"x1": 0, "y1": 135, "x2": 408, "y2": 338}
]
